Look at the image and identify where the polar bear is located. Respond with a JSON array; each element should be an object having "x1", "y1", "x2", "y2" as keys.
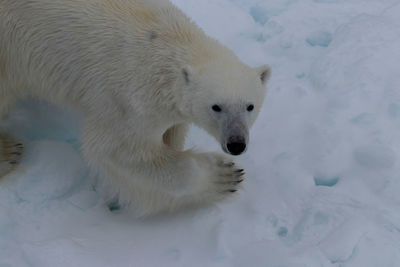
[{"x1": 0, "y1": 0, "x2": 271, "y2": 215}]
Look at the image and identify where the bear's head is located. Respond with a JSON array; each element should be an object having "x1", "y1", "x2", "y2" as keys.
[{"x1": 181, "y1": 58, "x2": 271, "y2": 156}]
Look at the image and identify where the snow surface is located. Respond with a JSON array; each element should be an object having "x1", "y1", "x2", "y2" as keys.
[{"x1": 2, "y1": 0, "x2": 400, "y2": 266}]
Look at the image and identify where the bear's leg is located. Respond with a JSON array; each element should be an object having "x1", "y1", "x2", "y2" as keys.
[
  {"x1": 162, "y1": 123, "x2": 189, "y2": 151},
  {"x1": 90, "y1": 146, "x2": 244, "y2": 216},
  {"x1": 81, "y1": 120, "x2": 244, "y2": 215},
  {"x1": 0, "y1": 97, "x2": 23, "y2": 178}
]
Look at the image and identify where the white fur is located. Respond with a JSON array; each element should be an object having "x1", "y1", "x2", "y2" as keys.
[{"x1": 0, "y1": 0, "x2": 270, "y2": 216}]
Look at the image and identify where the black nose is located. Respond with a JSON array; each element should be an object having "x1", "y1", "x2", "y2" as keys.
[{"x1": 227, "y1": 141, "x2": 246, "y2": 155}]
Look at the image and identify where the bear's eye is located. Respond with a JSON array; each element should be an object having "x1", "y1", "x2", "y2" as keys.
[
  {"x1": 247, "y1": 104, "x2": 254, "y2": 112},
  {"x1": 212, "y1": 105, "x2": 222, "y2": 112}
]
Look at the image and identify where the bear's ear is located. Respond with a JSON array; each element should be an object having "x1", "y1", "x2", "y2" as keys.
[
  {"x1": 257, "y1": 64, "x2": 271, "y2": 86},
  {"x1": 182, "y1": 65, "x2": 193, "y2": 85}
]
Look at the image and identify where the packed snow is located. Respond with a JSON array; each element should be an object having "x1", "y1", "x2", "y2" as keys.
[{"x1": 1, "y1": 0, "x2": 400, "y2": 266}]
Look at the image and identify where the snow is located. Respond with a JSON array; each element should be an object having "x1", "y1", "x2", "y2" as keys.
[
  {"x1": 306, "y1": 31, "x2": 332, "y2": 47},
  {"x1": 1, "y1": 0, "x2": 400, "y2": 266}
]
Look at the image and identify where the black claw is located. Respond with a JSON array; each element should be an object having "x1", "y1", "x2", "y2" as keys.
[
  {"x1": 229, "y1": 189, "x2": 237, "y2": 193},
  {"x1": 108, "y1": 202, "x2": 121, "y2": 212},
  {"x1": 11, "y1": 152, "x2": 21, "y2": 155},
  {"x1": 236, "y1": 172, "x2": 245, "y2": 177},
  {"x1": 232, "y1": 179, "x2": 244, "y2": 185},
  {"x1": 9, "y1": 161, "x2": 17, "y2": 165},
  {"x1": 235, "y1": 169, "x2": 244, "y2": 176}
]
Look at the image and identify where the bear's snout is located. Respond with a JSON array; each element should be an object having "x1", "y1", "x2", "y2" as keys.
[{"x1": 226, "y1": 136, "x2": 246, "y2": 156}]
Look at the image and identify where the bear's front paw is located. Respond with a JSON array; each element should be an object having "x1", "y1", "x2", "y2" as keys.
[{"x1": 197, "y1": 153, "x2": 245, "y2": 200}]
